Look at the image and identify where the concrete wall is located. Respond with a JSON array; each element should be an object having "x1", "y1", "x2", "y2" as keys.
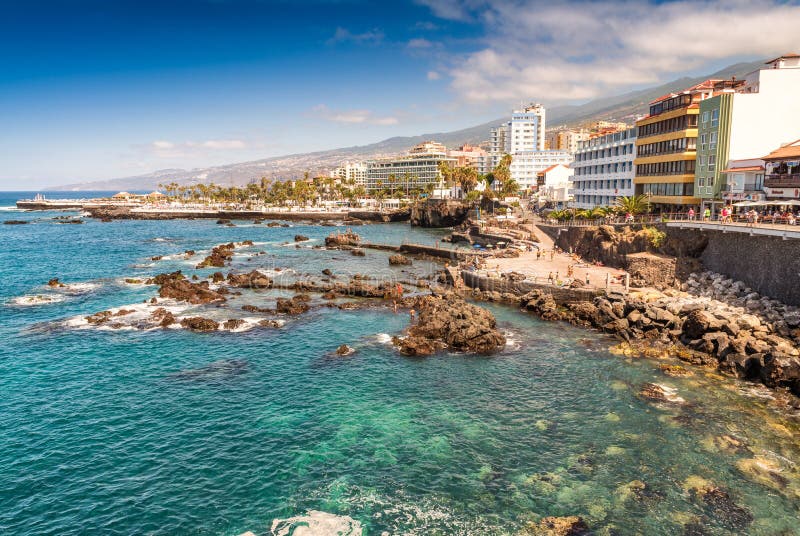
[
  {"x1": 686, "y1": 228, "x2": 800, "y2": 305},
  {"x1": 461, "y1": 270, "x2": 602, "y2": 303}
]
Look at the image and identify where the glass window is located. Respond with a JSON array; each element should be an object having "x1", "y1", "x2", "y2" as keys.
[
  {"x1": 708, "y1": 155, "x2": 716, "y2": 171},
  {"x1": 702, "y1": 111, "x2": 710, "y2": 123},
  {"x1": 711, "y1": 109, "x2": 719, "y2": 127}
]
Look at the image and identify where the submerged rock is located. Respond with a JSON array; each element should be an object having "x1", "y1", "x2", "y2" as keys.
[
  {"x1": 519, "y1": 515, "x2": 589, "y2": 536},
  {"x1": 638, "y1": 383, "x2": 685, "y2": 404},
  {"x1": 47, "y1": 278, "x2": 64, "y2": 287},
  {"x1": 294, "y1": 234, "x2": 309, "y2": 242},
  {"x1": 171, "y1": 359, "x2": 247, "y2": 381}
]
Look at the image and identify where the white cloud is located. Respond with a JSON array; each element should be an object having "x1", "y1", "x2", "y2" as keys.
[
  {"x1": 408, "y1": 38, "x2": 434, "y2": 49},
  {"x1": 327, "y1": 26, "x2": 384, "y2": 45},
  {"x1": 427, "y1": 70, "x2": 442, "y2": 80},
  {"x1": 146, "y1": 139, "x2": 248, "y2": 158},
  {"x1": 311, "y1": 104, "x2": 399, "y2": 125},
  {"x1": 423, "y1": 0, "x2": 800, "y2": 104}
]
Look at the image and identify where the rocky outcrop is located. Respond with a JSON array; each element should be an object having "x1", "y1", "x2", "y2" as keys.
[
  {"x1": 388, "y1": 254, "x2": 412, "y2": 266},
  {"x1": 325, "y1": 230, "x2": 360, "y2": 248},
  {"x1": 226, "y1": 270, "x2": 272, "y2": 289},
  {"x1": 397, "y1": 294, "x2": 506, "y2": 356},
  {"x1": 410, "y1": 199, "x2": 471, "y2": 227},
  {"x1": 3, "y1": 220, "x2": 28, "y2": 225},
  {"x1": 276, "y1": 296, "x2": 310, "y2": 315},
  {"x1": 294, "y1": 234, "x2": 309, "y2": 242},
  {"x1": 47, "y1": 278, "x2": 64, "y2": 287},
  {"x1": 180, "y1": 317, "x2": 220, "y2": 332},
  {"x1": 148, "y1": 271, "x2": 227, "y2": 304},
  {"x1": 196, "y1": 243, "x2": 236, "y2": 268},
  {"x1": 150, "y1": 307, "x2": 176, "y2": 327}
]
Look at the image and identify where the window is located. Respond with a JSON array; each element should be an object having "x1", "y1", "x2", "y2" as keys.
[
  {"x1": 708, "y1": 176, "x2": 715, "y2": 187},
  {"x1": 702, "y1": 111, "x2": 710, "y2": 124},
  {"x1": 700, "y1": 155, "x2": 707, "y2": 169},
  {"x1": 711, "y1": 109, "x2": 719, "y2": 127},
  {"x1": 699, "y1": 177, "x2": 705, "y2": 186},
  {"x1": 709, "y1": 132, "x2": 717, "y2": 150},
  {"x1": 700, "y1": 133, "x2": 707, "y2": 151},
  {"x1": 708, "y1": 155, "x2": 716, "y2": 171}
]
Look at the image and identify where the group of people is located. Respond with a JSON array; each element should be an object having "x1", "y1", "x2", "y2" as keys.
[{"x1": 687, "y1": 206, "x2": 799, "y2": 226}]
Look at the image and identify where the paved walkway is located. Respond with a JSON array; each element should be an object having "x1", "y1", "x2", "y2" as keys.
[
  {"x1": 480, "y1": 223, "x2": 627, "y2": 291},
  {"x1": 666, "y1": 219, "x2": 800, "y2": 239}
]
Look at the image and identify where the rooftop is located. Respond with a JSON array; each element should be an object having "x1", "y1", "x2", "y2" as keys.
[{"x1": 761, "y1": 139, "x2": 800, "y2": 161}]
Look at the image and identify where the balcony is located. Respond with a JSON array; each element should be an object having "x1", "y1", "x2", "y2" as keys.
[{"x1": 765, "y1": 174, "x2": 800, "y2": 188}]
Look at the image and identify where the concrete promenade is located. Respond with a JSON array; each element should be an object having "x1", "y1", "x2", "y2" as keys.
[{"x1": 666, "y1": 219, "x2": 800, "y2": 240}]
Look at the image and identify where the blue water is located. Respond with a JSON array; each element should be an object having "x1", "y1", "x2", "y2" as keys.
[{"x1": 2, "y1": 193, "x2": 799, "y2": 535}]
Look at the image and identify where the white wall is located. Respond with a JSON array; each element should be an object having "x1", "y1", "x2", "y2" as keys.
[{"x1": 729, "y1": 68, "x2": 800, "y2": 160}]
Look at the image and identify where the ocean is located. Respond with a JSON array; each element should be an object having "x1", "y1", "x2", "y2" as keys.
[{"x1": 1, "y1": 192, "x2": 799, "y2": 535}]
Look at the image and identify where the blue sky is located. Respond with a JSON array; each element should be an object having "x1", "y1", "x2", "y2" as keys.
[{"x1": 1, "y1": 0, "x2": 799, "y2": 188}]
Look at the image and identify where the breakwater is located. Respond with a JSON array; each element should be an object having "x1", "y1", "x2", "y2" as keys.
[{"x1": 85, "y1": 206, "x2": 410, "y2": 223}]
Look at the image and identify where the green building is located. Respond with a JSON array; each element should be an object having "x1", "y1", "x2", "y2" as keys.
[{"x1": 694, "y1": 93, "x2": 733, "y2": 214}]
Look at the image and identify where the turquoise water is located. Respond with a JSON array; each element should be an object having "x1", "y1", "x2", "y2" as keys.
[{"x1": 2, "y1": 194, "x2": 800, "y2": 535}]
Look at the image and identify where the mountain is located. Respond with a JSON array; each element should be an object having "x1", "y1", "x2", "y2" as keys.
[{"x1": 49, "y1": 59, "x2": 766, "y2": 191}]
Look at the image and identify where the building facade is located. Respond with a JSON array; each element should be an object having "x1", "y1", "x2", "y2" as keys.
[
  {"x1": 694, "y1": 54, "x2": 800, "y2": 212},
  {"x1": 571, "y1": 126, "x2": 637, "y2": 209},
  {"x1": 330, "y1": 162, "x2": 367, "y2": 183},
  {"x1": 761, "y1": 139, "x2": 800, "y2": 201},
  {"x1": 720, "y1": 159, "x2": 765, "y2": 204},
  {"x1": 634, "y1": 82, "x2": 716, "y2": 209},
  {"x1": 509, "y1": 150, "x2": 573, "y2": 190},
  {"x1": 447, "y1": 144, "x2": 490, "y2": 174},
  {"x1": 364, "y1": 141, "x2": 455, "y2": 193}
]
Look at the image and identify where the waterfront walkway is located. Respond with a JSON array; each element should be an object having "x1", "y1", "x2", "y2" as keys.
[{"x1": 666, "y1": 219, "x2": 800, "y2": 239}]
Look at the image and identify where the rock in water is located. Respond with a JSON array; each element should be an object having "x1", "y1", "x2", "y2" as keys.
[
  {"x1": 325, "y1": 229, "x2": 360, "y2": 247},
  {"x1": 398, "y1": 294, "x2": 506, "y2": 355},
  {"x1": 196, "y1": 242, "x2": 236, "y2": 268},
  {"x1": 226, "y1": 270, "x2": 272, "y2": 289},
  {"x1": 180, "y1": 317, "x2": 220, "y2": 332},
  {"x1": 389, "y1": 254, "x2": 412, "y2": 265},
  {"x1": 294, "y1": 234, "x2": 309, "y2": 242},
  {"x1": 271, "y1": 510, "x2": 362, "y2": 536},
  {"x1": 148, "y1": 271, "x2": 226, "y2": 304},
  {"x1": 335, "y1": 344, "x2": 355, "y2": 356},
  {"x1": 519, "y1": 515, "x2": 589, "y2": 535}
]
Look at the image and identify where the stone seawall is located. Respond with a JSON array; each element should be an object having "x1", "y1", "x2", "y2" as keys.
[
  {"x1": 538, "y1": 223, "x2": 800, "y2": 305},
  {"x1": 461, "y1": 270, "x2": 603, "y2": 303},
  {"x1": 678, "y1": 228, "x2": 800, "y2": 306}
]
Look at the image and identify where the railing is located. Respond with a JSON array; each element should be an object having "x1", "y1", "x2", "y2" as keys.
[{"x1": 764, "y1": 174, "x2": 800, "y2": 188}]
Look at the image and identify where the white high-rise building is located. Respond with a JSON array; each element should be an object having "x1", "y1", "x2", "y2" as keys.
[
  {"x1": 330, "y1": 162, "x2": 367, "y2": 183},
  {"x1": 571, "y1": 126, "x2": 637, "y2": 209},
  {"x1": 488, "y1": 103, "x2": 571, "y2": 188}
]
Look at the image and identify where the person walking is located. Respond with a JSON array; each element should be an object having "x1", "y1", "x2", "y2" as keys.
[
  {"x1": 688, "y1": 207, "x2": 695, "y2": 221},
  {"x1": 703, "y1": 207, "x2": 711, "y2": 221}
]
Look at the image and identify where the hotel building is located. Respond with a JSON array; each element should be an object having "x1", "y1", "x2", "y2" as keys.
[
  {"x1": 363, "y1": 141, "x2": 455, "y2": 192},
  {"x1": 634, "y1": 82, "x2": 717, "y2": 209},
  {"x1": 571, "y1": 126, "x2": 637, "y2": 209}
]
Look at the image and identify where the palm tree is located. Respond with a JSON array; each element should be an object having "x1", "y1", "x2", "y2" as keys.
[{"x1": 615, "y1": 194, "x2": 650, "y2": 215}]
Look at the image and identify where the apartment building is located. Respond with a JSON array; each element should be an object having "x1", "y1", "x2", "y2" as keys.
[{"x1": 571, "y1": 126, "x2": 637, "y2": 209}]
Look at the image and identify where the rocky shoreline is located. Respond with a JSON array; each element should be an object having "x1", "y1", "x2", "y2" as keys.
[{"x1": 465, "y1": 270, "x2": 800, "y2": 403}]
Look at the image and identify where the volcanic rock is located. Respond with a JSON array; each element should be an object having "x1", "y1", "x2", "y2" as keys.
[
  {"x1": 226, "y1": 270, "x2": 272, "y2": 289},
  {"x1": 402, "y1": 294, "x2": 506, "y2": 355},
  {"x1": 148, "y1": 271, "x2": 226, "y2": 304},
  {"x1": 389, "y1": 254, "x2": 412, "y2": 266},
  {"x1": 180, "y1": 316, "x2": 220, "y2": 332},
  {"x1": 196, "y1": 243, "x2": 236, "y2": 268}
]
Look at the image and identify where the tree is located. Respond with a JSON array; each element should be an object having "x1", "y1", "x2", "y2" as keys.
[
  {"x1": 615, "y1": 194, "x2": 650, "y2": 215},
  {"x1": 500, "y1": 178, "x2": 520, "y2": 198}
]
